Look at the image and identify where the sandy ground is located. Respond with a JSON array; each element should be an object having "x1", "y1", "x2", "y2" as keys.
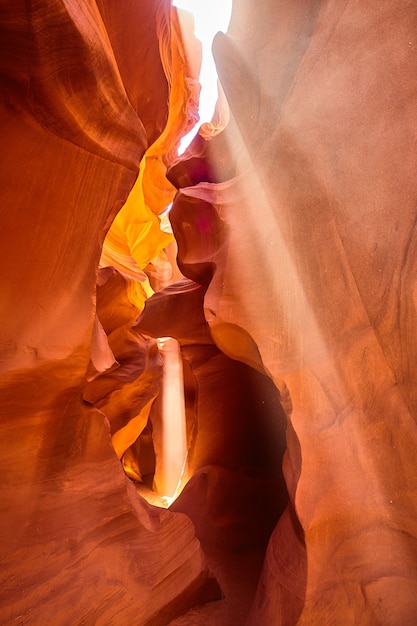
[
  {"x1": 136, "y1": 483, "x2": 265, "y2": 625},
  {"x1": 167, "y1": 545, "x2": 264, "y2": 626}
]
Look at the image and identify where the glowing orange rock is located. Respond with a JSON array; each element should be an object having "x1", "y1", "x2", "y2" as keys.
[
  {"x1": 100, "y1": 7, "x2": 201, "y2": 310},
  {"x1": 0, "y1": 0, "x2": 217, "y2": 623},
  {"x1": 136, "y1": 278, "x2": 288, "y2": 553}
]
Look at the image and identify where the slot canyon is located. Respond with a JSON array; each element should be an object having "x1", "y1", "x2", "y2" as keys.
[{"x1": 1, "y1": 0, "x2": 417, "y2": 624}]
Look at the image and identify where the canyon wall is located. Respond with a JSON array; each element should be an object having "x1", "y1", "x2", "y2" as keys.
[
  {"x1": 168, "y1": 0, "x2": 417, "y2": 623},
  {"x1": 0, "y1": 1, "x2": 219, "y2": 624},
  {"x1": 2, "y1": 0, "x2": 417, "y2": 624}
]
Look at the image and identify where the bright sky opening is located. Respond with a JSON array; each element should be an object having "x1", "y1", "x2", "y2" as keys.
[{"x1": 173, "y1": 0, "x2": 232, "y2": 149}]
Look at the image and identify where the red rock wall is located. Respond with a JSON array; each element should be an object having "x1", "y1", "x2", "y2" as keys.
[
  {"x1": 0, "y1": 1, "x2": 218, "y2": 623},
  {"x1": 136, "y1": 278, "x2": 289, "y2": 551},
  {"x1": 3, "y1": 0, "x2": 417, "y2": 624},
  {"x1": 167, "y1": 0, "x2": 417, "y2": 623}
]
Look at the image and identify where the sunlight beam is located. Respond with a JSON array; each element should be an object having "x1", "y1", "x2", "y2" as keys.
[{"x1": 154, "y1": 336, "x2": 188, "y2": 500}]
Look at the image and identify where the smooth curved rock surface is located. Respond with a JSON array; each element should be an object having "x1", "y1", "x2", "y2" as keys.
[
  {"x1": 100, "y1": 6, "x2": 201, "y2": 295},
  {"x1": 0, "y1": 1, "x2": 217, "y2": 624},
  {"x1": 0, "y1": 366, "x2": 219, "y2": 625},
  {"x1": 166, "y1": 0, "x2": 417, "y2": 623},
  {"x1": 3, "y1": 0, "x2": 417, "y2": 624},
  {"x1": 136, "y1": 279, "x2": 288, "y2": 550}
]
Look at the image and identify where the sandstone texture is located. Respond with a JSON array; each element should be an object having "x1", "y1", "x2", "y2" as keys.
[
  {"x1": 2, "y1": 0, "x2": 417, "y2": 625},
  {"x1": 0, "y1": 1, "x2": 218, "y2": 624},
  {"x1": 168, "y1": 1, "x2": 417, "y2": 623}
]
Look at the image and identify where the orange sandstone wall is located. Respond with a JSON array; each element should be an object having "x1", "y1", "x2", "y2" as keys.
[
  {"x1": 0, "y1": 1, "x2": 217, "y2": 624},
  {"x1": 3, "y1": 0, "x2": 417, "y2": 624},
  {"x1": 169, "y1": 0, "x2": 417, "y2": 623}
]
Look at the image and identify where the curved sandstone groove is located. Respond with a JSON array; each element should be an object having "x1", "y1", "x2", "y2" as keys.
[
  {"x1": 135, "y1": 278, "x2": 289, "y2": 551},
  {"x1": 0, "y1": 1, "x2": 219, "y2": 624},
  {"x1": 2, "y1": 0, "x2": 417, "y2": 624},
  {"x1": 168, "y1": 0, "x2": 417, "y2": 623},
  {"x1": 27, "y1": 0, "x2": 148, "y2": 169},
  {"x1": 100, "y1": 5, "x2": 202, "y2": 292},
  {"x1": 0, "y1": 366, "x2": 219, "y2": 625},
  {"x1": 84, "y1": 267, "x2": 163, "y2": 471}
]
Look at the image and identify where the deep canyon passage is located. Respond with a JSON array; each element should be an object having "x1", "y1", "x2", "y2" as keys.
[{"x1": 1, "y1": 1, "x2": 417, "y2": 625}]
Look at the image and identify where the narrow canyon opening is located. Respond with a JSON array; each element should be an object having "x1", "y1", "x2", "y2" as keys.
[
  {"x1": 86, "y1": 3, "x2": 291, "y2": 620},
  {"x1": 94, "y1": 269, "x2": 291, "y2": 621},
  {"x1": 3, "y1": 1, "x2": 416, "y2": 625}
]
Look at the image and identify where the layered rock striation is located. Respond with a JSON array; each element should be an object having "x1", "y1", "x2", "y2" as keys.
[
  {"x1": 0, "y1": 1, "x2": 219, "y2": 624},
  {"x1": 167, "y1": 1, "x2": 417, "y2": 623},
  {"x1": 2, "y1": 0, "x2": 417, "y2": 624}
]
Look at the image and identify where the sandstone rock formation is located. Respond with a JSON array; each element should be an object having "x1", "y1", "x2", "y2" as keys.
[
  {"x1": 2, "y1": 0, "x2": 417, "y2": 624},
  {"x1": 136, "y1": 278, "x2": 288, "y2": 551},
  {"x1": 0, "y1": 1, "x2": 220, "y2": 624},
  {"x1": 167, "y1": 1, "x2": 417, "y2": 623}
]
